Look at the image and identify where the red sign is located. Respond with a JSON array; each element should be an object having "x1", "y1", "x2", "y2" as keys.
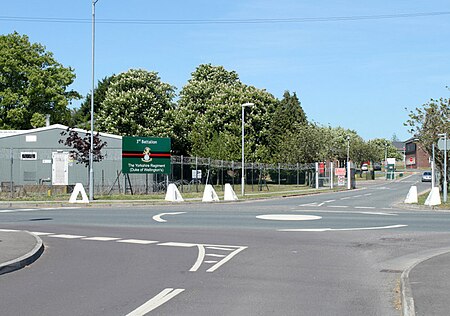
[{"x1": 335, "y1": 168, "x2": 346, "y2": 176}]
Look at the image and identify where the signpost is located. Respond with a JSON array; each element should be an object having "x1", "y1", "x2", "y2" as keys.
[{"x1": 122, "y1": 136, "x2": 171, "y2": 174}]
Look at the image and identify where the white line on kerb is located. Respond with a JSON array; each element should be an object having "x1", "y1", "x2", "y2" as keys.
[{"x1": 126, "y1": 288, "x2": 185, "y2": 316}]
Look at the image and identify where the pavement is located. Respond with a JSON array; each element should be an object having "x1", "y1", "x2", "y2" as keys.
[{"x1": 0, "y1": 229, "x2": 44, "y2": 276}]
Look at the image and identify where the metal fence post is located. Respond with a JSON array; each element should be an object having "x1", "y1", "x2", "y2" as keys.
[
  {"x1": 195, "y1": 156, "x2": 198, "y2": 193},
  {"x1": 330, "y1": 161, "x2": 333, "y2": 189},
  {"x1": 180, "y1": 155, "x2": 184, "y2": 192},
  {"x1": 10, "y1": 148, "x2": 13, "y2": 198},
  {"x1": 278, "y1": 163, "x2": 281, "y2": 185}
]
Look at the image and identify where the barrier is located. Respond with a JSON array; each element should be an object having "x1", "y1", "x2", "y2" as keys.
[
  {"x1": 224, "y1": 183, "x2": 238, "y2": 201},
  {"x1": 69, "y1": 183, "x2": 89, "y2": 203},
  {"x1": 424, "y1": 187, "x2": 441, "y2": 206},
  {"x1": 404, "y1": 186, "x2": 418, "y2": 204},
  {"x1": 165, "y1": 183, "x2": 184, "y2": 202},
  {"x1": 202, "y1": 184, "x2": 219, "y2": 202}
]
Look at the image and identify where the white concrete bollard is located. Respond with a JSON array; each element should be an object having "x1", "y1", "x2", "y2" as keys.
[
  {"x1": 165, "y1": 183, "x2": 184, "y2": 202},
  {"x1": 69, "y1": 183, "x2": 89, "y2": 203},
  {"x1": 224, "y1": 183, "x2": 238, "y2": 201},
  {"x1": 202, "y1": 184, "x2": 219, "y2": 202},
  {"x1": 424, "y1": 187, "x2": 441, "y2": 206},
  {"x1": 404, "y1": 185, "x2": 418, "y2": 204}
]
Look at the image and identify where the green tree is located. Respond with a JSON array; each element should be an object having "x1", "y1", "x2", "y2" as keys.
[
  {"x1": 405, "y1": 97, "x2": 450, "y2": 188},
  {"x1": 175, "y1": 64, "x2": 278, "y2": 162},
  {"x1": 0, "y1": 32, "x2": 80, "y2": 129},
  {"x1": 96, "y1": 69, "x2": 176, "y2": 137},
  {"x1": 72, "y1": 75, "x2": 114, "y2": 129}
]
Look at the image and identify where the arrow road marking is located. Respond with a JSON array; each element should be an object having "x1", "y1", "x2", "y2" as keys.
[
  {"x1": 152, "y1": 212, "x2": 186, "y2": 223},
  {"x1": 126, "y1": 288, "x2": 185, "y2": 316}
]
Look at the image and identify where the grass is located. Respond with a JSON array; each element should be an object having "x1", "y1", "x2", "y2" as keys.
[{"x1": 0, "y1": 183, "x2": 347, "y2": 202}]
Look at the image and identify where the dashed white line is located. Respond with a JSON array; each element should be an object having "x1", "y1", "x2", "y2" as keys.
[
  {"x1": 354, "y1": 206, "x2": 376, "y2": 209},
  {"x1": 48, "y1": 234, "x2": 86, "y2": 239},
  {"x1": 126, "y1": 288, "x2": 185, "y2": 316},
  {"x1": 158, "y1": 242, "x2": 196, "y2": 247},
  {"x1": 117, "y1": 239, "x2": 159, "y2": 245},
  {"x1": 82, "y1": 237, "x2": 121, "y2": 241},
  {"x1": 324, "y1": 200, "x2": 336, "y2": 203},
  {"x1": 341, "y1": 197, "x2": 351, "y2": 200},
  {"x1": 328, "y1": 205, "x2": 349, "y2": 208}
]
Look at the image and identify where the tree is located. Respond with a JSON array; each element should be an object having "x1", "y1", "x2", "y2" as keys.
[
  {"x1": 0, "y1": 32, "x2": 80, "y2": 129},
  {"x1": 58, "y1": 127, "x2": 108, "y2": 181},
  {"x1": 175, "y1": 64, "x2": 278, "y2": 162},
  {"x1": 72, "y1": 75, "x2": 115, "y2": 129},
  {"x1": 405, "y1": 97, "x2": 450, "y2": 188},
  {"x1": 96, "y1": 69, "x2": 176, "y2": 137},
  {"x1": 268, "y1": 91, "x2": 308, "y2": 162}
]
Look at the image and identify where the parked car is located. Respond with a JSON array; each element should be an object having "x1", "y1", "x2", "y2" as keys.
[
  {"x1": 421, "y1": 171, "x2": 432, "y2": 182},
  {"x1": 361, "y1": 163, "x2": 369, "y2": 171},
  {"x1": 373, "y1": 162, "x2": 381, "y2": 171}
]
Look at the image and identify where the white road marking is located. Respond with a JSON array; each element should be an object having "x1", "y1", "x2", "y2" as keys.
[
  {"x1": 293, "y1": 209, "x2": 396, "y2": 216},
  {"x1": 363, "y1": 193, "x2": 372, "y2": 196},
  {"x1": 126, "y1": 288, "x2": 185, "y2": 316},
  {"x1": 360, "y1": 212, "x2": 397, "y2": 216},
  {"x1": 206, "y1": 253, "x2": 226, "y2": 258},
  {"x1": 353, "y1": 195, "x2": 363, "y2": 198},
  {"x1": 298, "y1": 202, "x2": 319, "y2": 206},
  {"x1": 13, "y1": 229, "x2": 246, "y2": 273},
  {"x1": 82, "y1": 237, "x2": 121, "y2": 241},
  {"x1": 152, "y1": 212, "x2": 186, "y2": 223},
  {"x1": 31, "y1": 232, "x2": 55, "y2": 236},
  {"x1": 340, "y1": 197, "x2": 351, "y2": 200},
  {"x1": 117, "y1": 239, "x2": 159, "y2": 245},
  {"x1": 256, "y1": 214, "x2": 322, "y2": 221},
  {"x1": 158, "y1": 242, "x2": 196, "y2": 247},
  {"x1": 278, "y1": 224, "x2": 408, "y2": 232},
  {"x1": 190, "y1": 245, "x2": 206, "y2": 272},
  {"x1": 206, "y1": 246, "x2": 235, "y2": 251},
  {"x1": 48, "y1": 234, "x2": 86, "y2": 239},
  {"x1": 328, "y1": 205, "x2": 349, "y2": 208},
  {"x1": 0, "y1": 228, "x2": 19, "y2": 232},
  {"x1": 324, "y1": 200, "x2": 336, "y2": 203},
  {"x1": 0, "y1": 209, "x2": 35, "y2": 213},
  {"x1": 206, "y1": 246, "x2": 247, "y2": 272},
  {"x1": 354, "y1": 206, "x2": 376, "y2": 209},
  {"x1": 0, "y1": 207, "x2": 81, "y2": 213}
]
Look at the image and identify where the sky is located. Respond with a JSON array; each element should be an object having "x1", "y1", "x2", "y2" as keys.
[{"x1": 2, "y1": 1, "x2": 449, "y2": 141}]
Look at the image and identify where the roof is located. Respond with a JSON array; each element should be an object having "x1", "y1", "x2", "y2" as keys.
[
  {"x1": 392, "y1": 141, "x2": 405, "y2": 150},
  {"x1": 0, "y1": 124, "x2": 122, "y2": 140}
]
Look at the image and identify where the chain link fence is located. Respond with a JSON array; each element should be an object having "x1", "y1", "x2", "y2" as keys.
[{"x1": 0, "y1": 147, "x2": 338, "y2": 198}]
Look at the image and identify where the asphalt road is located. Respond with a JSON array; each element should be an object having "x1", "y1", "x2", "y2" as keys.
[{"x1": 1, "y1": 174, "x2": 448, "y2": 315}]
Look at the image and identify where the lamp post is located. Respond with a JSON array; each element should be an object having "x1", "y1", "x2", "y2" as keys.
[
  {"x1": 241, "y1": 102, "x2": 254, "y2": 196},
  {"x1": 346, "y1": 135, "x2": 350, "y2": 190},
  {"x1": 438, "y1": 133, "x2": 448, "y2": 203},
  {"x1": 89, "y1": 0, "x2": 99, "y2": 201}
]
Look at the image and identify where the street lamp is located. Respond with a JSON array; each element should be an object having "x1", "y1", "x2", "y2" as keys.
[
  {"x1": 89, "y1": 0, "x2": 99, "y2": 201},
  {"x1": 346, "y1": 135, "x2": 350, "y2": 190},
  {"x1": 241, "y1": 102, "x2": 254, "y2": 196},
  {"x1": 438, "y1": 133, "x2": 448, "y2": 203}
]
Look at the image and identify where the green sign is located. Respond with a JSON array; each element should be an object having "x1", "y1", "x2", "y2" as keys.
[{"x1": 122, "y1": 136, "x2": 171, "y2": 174}]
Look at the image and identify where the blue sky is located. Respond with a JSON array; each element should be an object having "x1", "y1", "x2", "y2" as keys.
[{"x1": 2, "y1": 1, "x2": 449, "y2": 141}]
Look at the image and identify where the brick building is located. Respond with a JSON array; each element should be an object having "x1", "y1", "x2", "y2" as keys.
[{"x1": 404, "y1": 137, "x2": 431, "y2": 169}]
